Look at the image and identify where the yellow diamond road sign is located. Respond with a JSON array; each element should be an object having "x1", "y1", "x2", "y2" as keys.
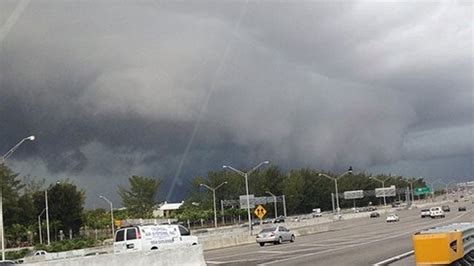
[{"x1": 254, "y1": 205, "x2": 267, "y2": 219}]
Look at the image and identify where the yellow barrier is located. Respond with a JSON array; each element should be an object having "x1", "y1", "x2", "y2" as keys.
[{"x1": 412, "y1": 231, "x2": 464, "y2": 265}]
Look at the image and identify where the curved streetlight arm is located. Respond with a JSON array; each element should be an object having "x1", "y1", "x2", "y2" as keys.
[
  {"x1": 247, "y1": 161, "x2": 270, "y2": 176},
  {"x1": 338, "y1": 170, "x2": 352, "y2": 179},
  {"x1": 318, "y1": 173, "x2": 335, "y2": 181},
  {"x1": 222, "y1": 165, "x2": 245, "y2": 176},
  {"x1": 215, "y1": 181, "x2": 228, "y2": 190},
  {"x1": 38, "y1": 208, "x2": 46, "y2": 218},
  {"x1": 369, "y1": 175, "x2": 384, "y2": 184},
  {"x1": 265, "y1": 191, "x2": 276, "y2": 197},
  {"x1": 2, "y1": 135, "x2": 35, "y2": 162},
  {"x1": 200, "y1": 181, "x2": 227, "y2": 192},
  {"x1": 99, "y1": 195, "x2": 112, "y2": 206},
  {"x1": 200, "y1": 183, "x2": 214, "y2": 192}
]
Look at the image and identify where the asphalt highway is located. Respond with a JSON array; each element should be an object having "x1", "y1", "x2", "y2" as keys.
[{"x1": 204, "y1": 202, "x2": 474, "y2": 266}]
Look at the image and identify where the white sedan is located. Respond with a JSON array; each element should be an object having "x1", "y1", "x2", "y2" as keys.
[
  {"x1": 256, "y1": 226, "x2": 295, "y2": 246},
  {"x1": 386, "y1": 214, "x2": 399, "y2": 223}
]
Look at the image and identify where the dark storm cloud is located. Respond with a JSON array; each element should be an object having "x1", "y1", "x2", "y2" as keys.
[{"x1": 0, "y1": 1, "x2": 472, "y2": 206}]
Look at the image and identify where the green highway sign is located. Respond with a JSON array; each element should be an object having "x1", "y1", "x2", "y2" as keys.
[{"x1": 414, "y1": 187, "x2": 431, "y2": 196}]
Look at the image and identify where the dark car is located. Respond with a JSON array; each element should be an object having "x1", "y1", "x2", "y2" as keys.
[
  {"x1": 370, "y1": 212, "x2": 380, "y2": 218},
  {"x1": 458, "y1": 206, "x2": 467, "y2": 212},
  {"x1": 367, "y1": 206, "x2": 377, "y2": 212},
  {"x1": 442, "y1": 205, "x2": 450, "y2": 212},
  {"x1": 454, "y1": 199, "x2": 459, "y2": 203},
  {"x1": 273, "y1": 215, "x2": 285, "y2": 223}
]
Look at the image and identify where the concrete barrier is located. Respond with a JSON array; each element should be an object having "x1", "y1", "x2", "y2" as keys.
[
  {"x1": 413, "y1": 223, "x2": 474, "y2": 265},
  {"x1": 24, "y1": 244, "x2": 206, "y2": 266},
  {"x1": 200, "y1": 223, "x2": 330, "y2": 250}
]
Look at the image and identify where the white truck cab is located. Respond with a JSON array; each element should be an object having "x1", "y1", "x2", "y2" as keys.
[
  {"x1": 114, "y1": 224, "x2": 198, "y2": 254},
  {"x1": 429, "y1": 207, "x2": 445, "y2": 218}
]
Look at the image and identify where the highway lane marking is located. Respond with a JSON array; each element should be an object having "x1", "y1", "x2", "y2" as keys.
[
  {"x1": 373, "y1": 250, "x2": 414, "y2": 265},
  {"x1": 297, "y1": 241, "x2": 361, "y2": 247},
  {"x1": 257, "y1": 250, "x2": 290, "y2": 254},
  {"x1": 205, "y1": 210, "x2": 472, "y2": 264},
  {"x1": 258, "y1": 211, "x2": 472, "y2": 266}
]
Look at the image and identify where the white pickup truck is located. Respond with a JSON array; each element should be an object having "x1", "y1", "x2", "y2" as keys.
[{"x1": 429, "y1": 207, "x2": 445, "y2": 218}]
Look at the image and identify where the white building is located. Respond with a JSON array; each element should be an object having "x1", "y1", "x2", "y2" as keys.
[{"x1": 153, "y1": 201, "x2": 184, "y2": 218}]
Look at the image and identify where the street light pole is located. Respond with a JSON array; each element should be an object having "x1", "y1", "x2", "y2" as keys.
[
  {"x1": 399, "y1": 177, "x2": 415, "y2": 204},
  {"x1": 45, "y1": 190, "x2": 50, "y2": 246},
  {"x1": 99, "y1": 196, "x2": 114, "y2": 240},
  {"x1": 318, "y1": 166, "x2": 353, "y2": 220},
  {"x1": 200, "y1": 182, "x2": 227, "y2": 228},
  {"x1": 265, "y1": 191, "x2": 278, "y2": 219},
  {"x1": 37, "y1": 208, "x2": 46, "y2": 245},
  {"x1": 223, "y1": 161, "x2": 270, "y2": 235},
  {"x1": 370, "y1": 176, "x2": 387, "y2": 214},
  {"x1": 1, "y1": 135, "x2": 35, "y2": 260}
]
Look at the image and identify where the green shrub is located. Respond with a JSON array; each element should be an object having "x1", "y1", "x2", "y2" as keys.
[
  {"x1": 6, "y1": 248, "x2": 30, "y2": 260},
  {"x1": 32, "y1": 238, "x2": 99, "y2": 253}
]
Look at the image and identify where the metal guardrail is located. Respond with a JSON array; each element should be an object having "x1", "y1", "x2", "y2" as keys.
[{"x1": 413, "y1": 223, "x2": 474, "y2": 265}]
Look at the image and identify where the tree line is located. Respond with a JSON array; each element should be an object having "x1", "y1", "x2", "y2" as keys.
[
  {"x1": 175, "y1": 166, "x2": 427, "y2": 224},
  {"x1": 0, "y1": 162, "x2": 427, "y2": 249}
]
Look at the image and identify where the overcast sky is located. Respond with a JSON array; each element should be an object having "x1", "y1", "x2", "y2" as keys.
[{"x1": 0, "y1": 0, "x2": 472, "y2": 207}]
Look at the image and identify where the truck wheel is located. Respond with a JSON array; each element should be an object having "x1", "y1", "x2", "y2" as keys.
[
  {"x1": 278, "y1": 237, "x2": 283, "y2": 244},
  {"x1": 259, "y1": 243, "x2": 264, "y2": 247},
  {"x1": 290, "y1": 235, "x2": 295, "y2": 242}
]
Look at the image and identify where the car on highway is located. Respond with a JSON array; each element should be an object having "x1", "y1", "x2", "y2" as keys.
[
  {"x1": 386, "y1": 214, "x2": 399, "y2": 223},
  {"x1": 312, "y1": 208, "x2": 322, "y2": 217},
  {"x1": 256, "y1": 226, "x2": 295, "y2": 246},
  {"x1": 391, "y1": 201, "x2": 401, "y2": 208},
  {"x1": 420, "y1": 209, "x2": 431, "y2": 218},
  {"x1": 114, "y1": 224, "x2": 198, "y2": 254},
  {"x1": 273, "y1": 215, "x2": 285, "y2": 223},
  {"x1": 442, "y1": 205, "x2": 450, "y2": 212},
  {"x1": 429, "y1": 207, "x2": 445, "y2": 218},
  {"x1": 366, "y1": 206, "x2": 377, "y2": 212},
  {"x1": 370, "y1": 212, "x2": 380, "y2": 218},
  {"x1": 454, "y1": 199, "x2": 459, "y2": 203},
  {"x1": 458, "y1": 206, "x2": 467, "y2": 211}
]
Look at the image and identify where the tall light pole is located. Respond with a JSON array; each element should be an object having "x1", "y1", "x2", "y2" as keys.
[
  {"x1": 37, "y1": 208, "x2": 46, "y2": 245},
  {"x1": 318, "y1": 166, "x2": 353, "y2": 219},
  {"x1": 99, "y1": 196, "x2": 114, "y2": 240},
  {"x1": 265, "y1": 191, "x2": 278, "y2": 219},
  {"x1": 399, "y1": 177, "x2": 415, "y2": 204},
  {"x1": 45, "y1": 190, "x2": 50, "y2": 246},
  {"x1": 1, "y1": 135, "x2": 35, "y2": 260},
  {"x1": 223, "y1": 161, "x2": 270, "y2": 235},
  {"x1": 370, "y1": 175, "x2": 387, "y2": 214},
  {"x1": 427, "y1": 181, "x2": 436, "y2": 201},
  {"x1": 199, "y1": 181, "x2": 227, "y2": 228}
]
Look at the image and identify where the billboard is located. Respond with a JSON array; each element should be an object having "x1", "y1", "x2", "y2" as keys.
[
  {"x1": 344, "y1": 190, "x2": 364, "y2": 200},
  {"x1": 375, "y1": 185, "x2": 396, "y2": 197}
]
